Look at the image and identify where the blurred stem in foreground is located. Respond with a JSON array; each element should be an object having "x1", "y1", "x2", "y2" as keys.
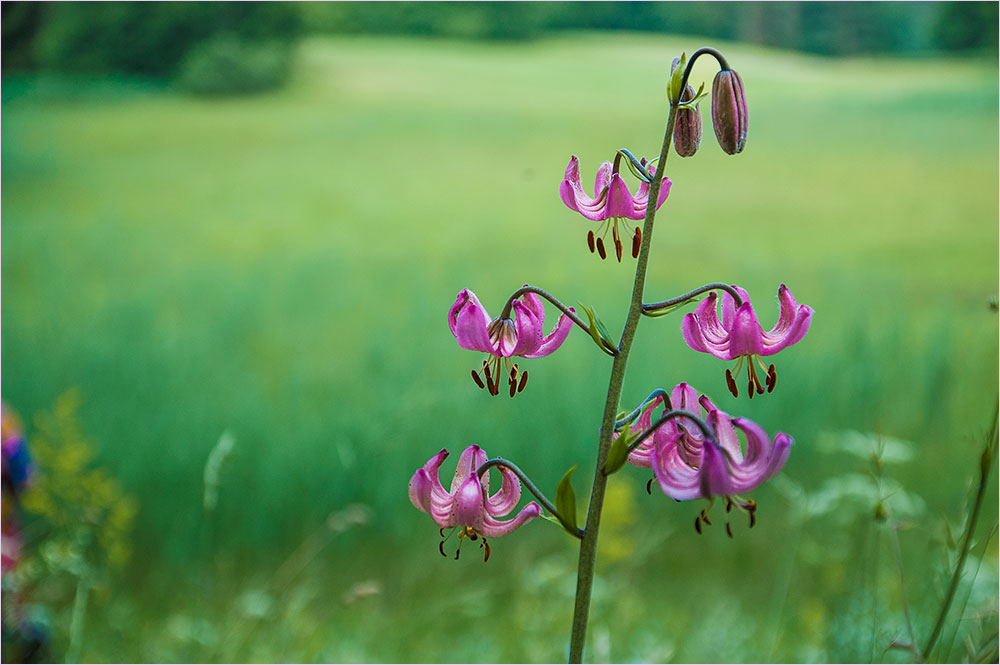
[{"x1": 920, "y1": 401, "x2": 998, "y2": 661}]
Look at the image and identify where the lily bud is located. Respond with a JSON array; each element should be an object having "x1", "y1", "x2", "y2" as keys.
[
  {"x1": 711, "y1": 69, "x2": 748, "y2": 155},
  {"x1": 670, "y1": 57, "x2": 701, "y2": 158}
]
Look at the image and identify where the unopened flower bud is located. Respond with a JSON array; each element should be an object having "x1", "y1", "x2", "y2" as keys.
[
  {"x1": 674, "y1": 83, "x2": 701, "y2": 158},
  {"x1": 711, "y1": 69, "x2": 748, "y2": 155}
]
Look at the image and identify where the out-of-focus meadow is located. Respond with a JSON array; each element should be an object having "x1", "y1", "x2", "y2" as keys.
[{"x1": 2, "y1": 4, "x2": 998, "y2": 663}]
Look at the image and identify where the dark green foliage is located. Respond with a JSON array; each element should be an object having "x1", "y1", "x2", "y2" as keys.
[
  {"x1": 176, "y1": 36, "x2": 293, "y2": 97},
  {"x1": 29, "y1": 2, "x2": 301, "y2": 78},
  {"x1": 934, "y1": 1, "x2": 1000, "y2": 52}
]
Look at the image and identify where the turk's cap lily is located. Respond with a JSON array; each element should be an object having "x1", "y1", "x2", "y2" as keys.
[
  {"x1": 559, "y1": 155, "x2": 671, "y2": 222},
  {"x1": 682, "y1": 284, "x2": 812, "y2": 361},
  {"x1": 651, "y1": 393, "x2": 793, "y2": 501},
  {"x1": 449, "y1": 288, "x2": 573, "y2": 360},
  {"x1": 408, "y1": 445, "x2": 541, "y2": 539}
]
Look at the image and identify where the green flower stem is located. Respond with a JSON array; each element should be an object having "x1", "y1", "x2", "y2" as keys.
[
  {"x1": 642, "y1": 282, "x2": 744, "y2": 315},
  {"x1": 476, "y1": 457, "x2": 584, "y2": 539},
  {"x1": 614, "y1": 388, "x2": 673, "y2": 430},
  {"x1": 567, "y1": 77, "x2": 686, "y2": 665},
  {"x1": 920, "y1": 401, "x2": 998, "y2": 661},
  {"x1": 623, "y1": 409, "x2": 717, "y2": 457},
  {"x1": 500, "y1": 285, "x2": 608, "y2": 352}
]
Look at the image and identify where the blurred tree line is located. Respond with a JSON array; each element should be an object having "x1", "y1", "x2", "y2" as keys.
[{"x1": 2, "y1": 2, "x2": 995, "y2": 95}]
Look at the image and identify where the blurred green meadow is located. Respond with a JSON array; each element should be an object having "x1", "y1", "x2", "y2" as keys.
[{"x1": 2, "y1": 32, "x2": 998, "y2": 662}]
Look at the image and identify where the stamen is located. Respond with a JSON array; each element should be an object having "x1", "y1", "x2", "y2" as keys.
[
  {"x1": 517, "y1": 371, "x2": 528, "y2": 393},
  {"x1": 766, "y1": 364, "x2": 777, "y2": 393},
  {"x1": 694, "y1": 515, "x2": 702, "y2": 534},
  {"x1": 596, "y1": 237, "x2": 607, "y2": 260},
  {"x1": 509, "y1": 380, "x2": 516, "y2": 398},
  {"x1": 725, "y1": 368, "x2": 739, "y2": 398},
  {"x1": 469, "y1": 532, "x2": 478, "y2": 541},
  {"x1": 632, "y1": 227, "x2": 641, "y2": 258},
  {"x1": 509, "y1": 366, "x2": 517, "y2": 381},
  {"x1": 700, "y1": 509, "x2": 712, "y2": 526},
  {"x1": 749, "y1": 511, "x2": 756, "y2": 528},
  {"x1": 612, "y1": 223, "x2": 622, "y2": 262},
  {"x1": 587, "y1": 229, "x2": 596, "y2": 253},
  {"x1": 439, "y1": 528, "x2": 446, "y2": 538},
  {"x1": 725, "y1": 497, "x2": 733, "y2": 513},
  {"x1": 747, "y1": 373, "x2": 755, "y2": 400},
  {"x1": 439, "y1": 541, "x2": 447, "y2": 558},
  {"x1": 471, "y1": 370, "x2": 485, "y2": 390},
  {"x1": 725, "y1": 522, "x2": 734, "y2": 539},
  {"x1": 454, "y1": 547, "x2": 460, "y2": 560},
  {"x1": 646, "y1": 478, "x2": 654, "y2": 495},
  {"x1": 482, "y1": 540, "x2": 491, "y2": 563}
]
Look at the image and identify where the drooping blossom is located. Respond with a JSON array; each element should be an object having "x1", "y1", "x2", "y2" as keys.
[
  {"x1": 449, "y1": 288, "x2": 573, "y2": 397},
  {"x1": 682, "y1": 284, "x2": 813, "y2": 398},
  {"x1": 646, "y1": 389, "x2": 793, "y2": 535},
  {"x1": 559, "y1": 155, "x2": 671, "y2": 261},
  {"x1": 409, "y1": 445, "x2": 541, "y2": 561}
]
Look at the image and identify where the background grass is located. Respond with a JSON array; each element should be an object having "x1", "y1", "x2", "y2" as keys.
[{"x1": 2, "y1": 33, "x2": 997, "y2": 662}]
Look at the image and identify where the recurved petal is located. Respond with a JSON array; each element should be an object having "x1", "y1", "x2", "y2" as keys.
[
  {"x1": 450, "y1": 445, "x2": 488, "y2": 493},
  {"x1": 606, "y1": 173, "x2": 641, "y2": 219},
  {"x1": 522, "y1": 309, "x2": 574, "y2": 358},
  {"x1": 560, "y1": 156, "x2": 612, "y2": 221},
  {"x1": 651, "y1": 438, "x2": 703, "y2": 501},
  {"x1": 454, "y1": 295, "x2": 498, "y2": 354},
  {"x1": 720, "y1": 285, "x2": 750, "y2": 330},
  {"x1": 452, "y1": 475, "x2": 486, "y2": 532},
  {"x1": 682, "y1": 311, "x2": 732, "y2": 360},
  {"x1": 486, "y1": 465, "x2": 523, "y2": 516},
  {"x1": 479, "y1": 501, "x2": 541, "y2": 538},
  {"x1": 593, "y1": 161, "x2": 614, "y2": 198},
  {"x1": 727, "y1": 303, "x2": 765, "y2": 358},
  {"x1": 670, "y1": 382, "x2": 700, "y2": 413},
  {"x1": 761, "y1": 299, "x2": 813, "y2": 354},
  {"x1": 409, "y1": 449, "x2": 449, "y2": 514},
  {"x1": 698, "y1": 439, "x2": 734, "y2": 499},
  {"x1": 509, "y1": 300, "x2": 543, "y2": 358}
]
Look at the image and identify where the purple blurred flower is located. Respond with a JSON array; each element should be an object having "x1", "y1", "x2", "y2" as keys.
[
  {"x1": 409, "y1": 445, "x2": 541, "y2": 561},
  {"x1": 449, "y1": 288, "x2": 573, "y2": 396},
  {"x1": 682, "y1": 285, "x2": 813, "y2": 398},
  {"x1": 559, "y1": 155, "x2": 671, "y2": 261}
]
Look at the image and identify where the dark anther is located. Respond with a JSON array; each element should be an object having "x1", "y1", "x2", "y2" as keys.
[
  {"x1": 517, "y1": 371, "x2": 528, "y2": 393},
  {"x1": 613, "y1": 223, "x2": 623, "y2": 262},
  {"x1": 471, "y1": 370, "x2": 485, "y2": 390},
  {"x1": 482, "y1": 540, "x2": 491, "y2": 563},
  {"x1": 646, "y1": 478, "x2": 654, "y2": 495},
  {"x1": 631, "y1": 227, "x2": 641, "y2": 258},
  {"x1": 587, "y1": 229, "x2": 596, "y2": 253},
  {"x1": 725, "y1": 369, "x2": 738, "y2": 398},
  {"x1": 747, "y1": 375, "x2": 755, "y2": 400},
  {"x1": 439, "y1": 541, "x2": 447, "y2": 558},
  {"x1": 469, "y1": 533, "x2": 478, "y2": 541},
  {"x1": 749, "y1": 511, "x2": 756, "y2": 528},
  {"x1": 725, "y1": 522, "x2": 734, "y2": 539},
  {"x1": 725, "y1": 497, "x2": 733, "y2": 513},
  {"x1": 509, "y1": 366, "x2": 517, "y2": 381},
  {"x1": 766, "y1": 364, "x2": 777, "y2": 393},
  {"x1": 454, "y1": 547, "x2": 461, "y2": 560},
  {"x1": 596, "y1": 236, "x2": 607, "y2": 260},
  {"x1": 483, "y1": 364, "x2": 493, "y2": 386},
  {"x1": 694, "y1": 516, "x2": 703, "y2": 534},
  {"x1": 700, "y1": 509, "x2": 712, "y2": 526},
  {"x1": 439, "y1": 528, "x2": 446, "y2": 538},
  {"x1": 509, "y1": 380, "x2": 516, "y2": 398}
]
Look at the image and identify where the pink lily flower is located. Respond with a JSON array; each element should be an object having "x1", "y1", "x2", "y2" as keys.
[
  {"x1": 449, "y1": 288, "x2": 574, "y2": 397},
  {"x1": 681, "y1": 284, "x2": 813, "y2": 398},
  {"x1": 559, "y1": 155, "x2": 671, "y2": 262},
  {"x1": 409, "y1": 445, "x2": 541, "y2": 561},
  {"x1": 649, "y1": 391, "x2": 793, "y2": 535}
]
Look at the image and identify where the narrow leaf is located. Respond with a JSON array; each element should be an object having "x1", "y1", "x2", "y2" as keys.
[
  {"x1": 604, "y1": 431, "x2": 633, "y2": 476},
  {"x1": 555, "y1": 465, "x2": 579, "y2": 536}
]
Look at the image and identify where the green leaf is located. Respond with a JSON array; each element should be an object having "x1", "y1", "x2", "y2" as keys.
[
  {"x1": 668, "y1": 52, "x2": 687, "y2": 104},
  {"x1": 603, "y1": 429, "x2": 635, "y2": 475},
  {"x1": 555, "y1": 465, "x2": 579, "y2": 536},
  {"x1": 579, "y1": 303, "x2": 617, "y2": 356}
]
